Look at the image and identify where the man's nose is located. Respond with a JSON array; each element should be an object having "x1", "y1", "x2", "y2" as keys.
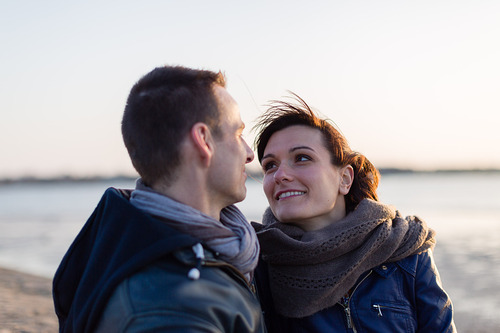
[{"x1": 244, "y1": 140, "x2": 254, "y2": 163}]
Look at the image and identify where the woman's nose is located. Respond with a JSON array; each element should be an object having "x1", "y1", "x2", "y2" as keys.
[{"x1": 274, "y1": 164, "x2": 292, "y2": 183}]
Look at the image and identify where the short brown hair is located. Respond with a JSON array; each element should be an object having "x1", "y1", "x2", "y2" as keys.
[{"x1": 122, "y1": 66, "x2": 226, "y2": 186}]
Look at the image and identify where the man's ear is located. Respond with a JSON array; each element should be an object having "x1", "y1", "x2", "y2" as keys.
[
  {"x1": 339, "y1": 165, "x2": 354, "y2": 195},
  {"x1": 190, "y1": 122, "x2": 215, "y2": 167}
]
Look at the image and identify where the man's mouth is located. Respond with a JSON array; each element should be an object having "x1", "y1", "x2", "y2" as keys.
[{"x1": 277, "y1": 191, "x2": 305, "y2": 200}]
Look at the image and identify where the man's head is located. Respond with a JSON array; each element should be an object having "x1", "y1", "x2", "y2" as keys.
[
  {"x1": 122, "y1": 66, "x2": 254, "y2": 214},
  {"x1": 122, "y1": 66, "x2": 226, "y2": 186}
]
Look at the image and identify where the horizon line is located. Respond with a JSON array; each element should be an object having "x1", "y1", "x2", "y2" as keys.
[{"x1": 1, "y1": 167, "x2": 500, "y2": 184}]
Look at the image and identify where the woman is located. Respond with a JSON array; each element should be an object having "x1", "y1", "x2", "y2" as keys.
[{"x1": 252, "y1": 95, "x2": 456, "y2": 332}]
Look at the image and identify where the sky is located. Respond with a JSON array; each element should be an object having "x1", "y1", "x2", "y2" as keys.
[{"x1": 1, "y1": 0, "x2": 499, "y2": 178}]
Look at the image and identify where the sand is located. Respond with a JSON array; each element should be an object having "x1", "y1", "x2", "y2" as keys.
[
  {"x1": 0, "y1": 267, "x2": 57, "y2": 332},
  {"x1": 0, "y1": 264, "x2": 498, "y2": 332}
]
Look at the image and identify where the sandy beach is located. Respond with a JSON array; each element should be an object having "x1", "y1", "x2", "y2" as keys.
[
  {"x1": 1, "y1": 265, "x2": 499, "y2": 333},
  {"x1": 0, "y1": 267, "x2": 57, "y2": 332}
]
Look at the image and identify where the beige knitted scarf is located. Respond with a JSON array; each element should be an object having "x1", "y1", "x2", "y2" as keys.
[{"x1": 254, "y1": 199, "x2": 436, "y2": 318}]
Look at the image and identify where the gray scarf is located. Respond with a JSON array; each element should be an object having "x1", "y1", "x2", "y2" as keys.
[
  {"x1": 130, "y1": 179, "x2": 260, "y2": 282},
  {"x1": 255, "y1": 199, "x2": 436, "y2": 318}
]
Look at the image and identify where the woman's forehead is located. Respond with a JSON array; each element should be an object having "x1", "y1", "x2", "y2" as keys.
[{"x1": 264, "y1": 125, "x2": 326, "y2": 154}]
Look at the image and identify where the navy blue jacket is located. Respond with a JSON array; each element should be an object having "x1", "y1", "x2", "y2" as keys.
[
  {"x1": 53, "y1": 188, "x2": 265, "y2": 333},
  {"x1": 256, "y1": 250, "x2": 456, "y2": 332}
]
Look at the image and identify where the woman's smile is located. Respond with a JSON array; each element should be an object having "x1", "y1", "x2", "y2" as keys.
[
  {"x1": 261, "y1": 125, "x2": 350, "y2": 231},
  {"x1": 276, "y1": 190, "x2": 306, "y2": 200}
]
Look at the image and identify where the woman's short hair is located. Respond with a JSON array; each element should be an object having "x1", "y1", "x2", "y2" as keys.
[{"x1": 253, "y1": 94, "x2": 380, "y2": 213}]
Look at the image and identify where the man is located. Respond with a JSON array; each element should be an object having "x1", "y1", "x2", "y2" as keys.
[{"x1": 52, "y1": 66, "x2": 265, "y2": 332}]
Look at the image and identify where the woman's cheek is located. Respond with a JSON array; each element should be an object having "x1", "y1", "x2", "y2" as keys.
[{"x1": 262, "y1": 176, "x2": 274, "y2": 201}]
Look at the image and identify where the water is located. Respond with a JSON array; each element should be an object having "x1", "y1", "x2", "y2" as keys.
[{"x1": 0, "y1": 172, "x2": 499, "y2": 330}]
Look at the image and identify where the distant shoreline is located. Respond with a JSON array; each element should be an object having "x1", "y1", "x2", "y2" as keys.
[
  {"x1": 1, "y1": 168, "x2": 500, "y2": 185},
  {"x1": 0, "y1": 175, "x2": 137, "y2": 185}
]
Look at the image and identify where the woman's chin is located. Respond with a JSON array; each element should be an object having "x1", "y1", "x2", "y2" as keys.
[{"x1": 274, "y1": 211, "x2": 306, "y2": 225}]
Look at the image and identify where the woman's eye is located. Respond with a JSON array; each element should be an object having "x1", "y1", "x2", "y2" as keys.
[
  {"x1": 296, "y1": 154, "x2": 311, "y2": 162},
  {"x1": 263, "y1": 161, "x2": 277, "y2": 172}
]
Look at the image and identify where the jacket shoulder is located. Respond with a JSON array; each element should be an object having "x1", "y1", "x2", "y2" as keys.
[
  {"x1": 395, "y1": 248, "x2": 434, "y2": 277},
  {"x1": 96, "y1": 256, "x2": 265, "y2": 332}
]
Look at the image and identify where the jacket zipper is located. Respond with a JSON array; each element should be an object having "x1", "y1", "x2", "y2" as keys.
[
  {"x1": 339, "y1": 270, "x2": 373, "y2": 333},
  {"x1": 372, "y1": 303, "x2": 405, "y2": 317},
  {"x1": 340, "y1": 297, "x2": 353, "y2": 330}
]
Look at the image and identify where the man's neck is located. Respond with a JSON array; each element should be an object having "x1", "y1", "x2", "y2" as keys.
[{"x1": 152, "y1": 180, "x2": 221, "y2": 220}]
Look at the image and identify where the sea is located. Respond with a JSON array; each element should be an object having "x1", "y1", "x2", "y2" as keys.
[{"x1": 0, "y1": 172, "x2": 499, "y2": 330}]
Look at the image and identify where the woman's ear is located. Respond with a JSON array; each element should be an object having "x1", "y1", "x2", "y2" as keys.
[
  {"x1": 190, "y1": 122, "x2": 214, "y2": 167},
  {"x1": 339, "y1": 165, "x2": 354, "y2": 195}
]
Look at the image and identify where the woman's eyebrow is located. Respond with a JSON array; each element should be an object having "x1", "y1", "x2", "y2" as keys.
[
  {"x1": 261, "y1": 153, "x2": 275, "y2": 160},
  {"x1": 262, "y1": 146, "x2": 315, "y2": 160},
  {"x1": 290, "y1": 146, "x2": 315, "y2": 153}
]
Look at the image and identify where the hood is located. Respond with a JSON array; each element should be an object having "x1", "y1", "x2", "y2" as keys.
[{"x1": 52, "y1": 187, "x2": 199, "y2": 333}]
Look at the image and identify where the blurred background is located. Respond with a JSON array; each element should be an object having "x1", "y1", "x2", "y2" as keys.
[
  {"x1": 1, "y1": 1, "x2": 499, "y2": 331},
  {"x1": 1, "y1": 0, "x2": 500, "y2": 177}
]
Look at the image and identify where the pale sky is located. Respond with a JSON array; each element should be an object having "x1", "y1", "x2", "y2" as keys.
[{"x1": 1, "y1": 0, "x2": 499, "y2": 178}]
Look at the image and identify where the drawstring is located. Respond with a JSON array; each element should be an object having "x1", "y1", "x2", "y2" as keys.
[{"x1": 188, "y1": 243, "x2": 205, "y2": 280}]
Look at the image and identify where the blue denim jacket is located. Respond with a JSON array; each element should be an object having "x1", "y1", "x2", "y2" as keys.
[{"x1": 257, "y1": 250, "x2": 456, "y2": 332}]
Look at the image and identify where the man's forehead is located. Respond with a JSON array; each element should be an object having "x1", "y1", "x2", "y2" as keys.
[
  {"x1": 214, "y1": 86, "x2": 242, "y2": 124},
  {"x1": 213, "y1": 85, "x2": 236, "y2": 105}
]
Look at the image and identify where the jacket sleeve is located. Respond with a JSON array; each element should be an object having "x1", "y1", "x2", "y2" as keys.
[{"x1": 415, "y1": 249, "x2": 457, "y2": 333}]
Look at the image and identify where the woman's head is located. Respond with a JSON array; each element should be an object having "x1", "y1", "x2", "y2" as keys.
[{"x1": 254, "y1": 94, "x2": 380, "y2": 229}]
